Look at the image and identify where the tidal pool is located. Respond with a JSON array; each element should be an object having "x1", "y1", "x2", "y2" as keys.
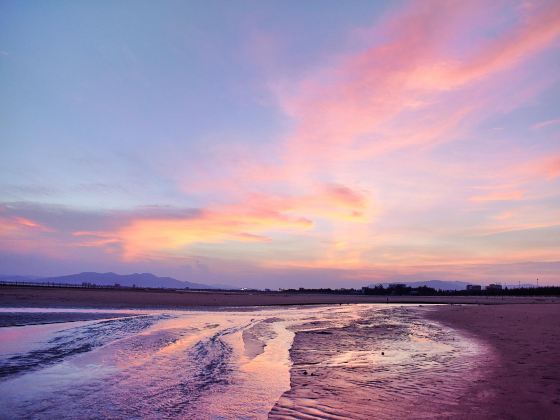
[{"x1": 0, "y1": 305, "x2": 489, "y2": 419}]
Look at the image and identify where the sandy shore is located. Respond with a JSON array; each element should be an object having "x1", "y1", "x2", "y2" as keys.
[
  {"x1": 270, "y1": 303, "x2": 560, "y2": 419},
  {"x1": 429, "y1": 303, "x2": 560, "y2": 418},
  {"x1": 270, "y1": 305, "x2": 485, "y2": 419},
  {"x1": 1, "y1": 287, "x2": 558, "y2": 418},
  {"x1": 1, "y1": 286, "x2": 558, "y2": 309}
]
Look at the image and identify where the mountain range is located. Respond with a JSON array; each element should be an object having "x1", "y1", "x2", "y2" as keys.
[
  {"x1": 0, "y1": 274, "x2": 540, "y2": 291},
  {"x1": 0, "y1": 272, "x2": 233, "y2": 290}
]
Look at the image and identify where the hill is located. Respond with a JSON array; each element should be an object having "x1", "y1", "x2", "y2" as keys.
[{"x1": 2, "y1": 272, "x2": 230, "y2": 290}]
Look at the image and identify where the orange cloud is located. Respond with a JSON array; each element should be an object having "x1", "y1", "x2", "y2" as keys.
[
  {"x1": 74, "y1": 183, "x2": 372, "y2": 261},
  {"x1": 265, "y1": 184, "x2": 372, "y2": 222},
  {"x1": 117, "y1": 207, "x2": 311, "y2": 260}
]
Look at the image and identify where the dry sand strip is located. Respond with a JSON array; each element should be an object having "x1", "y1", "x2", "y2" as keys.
[
  {"x1": 429, "y1": 304, "x2": 560, "y2": 419},
  {"x1": 1, "y1": 286, "x2": 559, "y2": 309}
]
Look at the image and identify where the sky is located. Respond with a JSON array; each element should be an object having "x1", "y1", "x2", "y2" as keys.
[{"x1": 1, "y1": 0, "x2": 560, "y2": 288}]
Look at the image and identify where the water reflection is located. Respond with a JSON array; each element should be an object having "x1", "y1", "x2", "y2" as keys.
[{"x1": 0, "y1": 305, "x2": 489, "y2": 419}]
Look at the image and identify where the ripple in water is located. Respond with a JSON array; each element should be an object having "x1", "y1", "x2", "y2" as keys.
[{"x1": 0, "y1": 305, "x2": 491, "y2": 419}]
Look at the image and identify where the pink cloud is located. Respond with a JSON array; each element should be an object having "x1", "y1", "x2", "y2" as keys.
[
  {"x1": 5, "y1": 1, "x2": 559, "y2": 282},
  {"x1": 72, "y1": 231, "x2": 122, "y2": 248},
  {"x1": 131, "y1": 1, "x2": 560, "y2": 269},
  {"x1": 0, "y1": 215, "x2": 53, "y2": 235},
  {"x1": 277, "y1": 0, "x2": 560, "y2": 171},
  {"x1": 0, "y1": 214, "x2": 60, "y2": 256},
  {"x1": 546, "y1": 156, "x2": 560, "y2": 179},
  {"x1": 470, "y1": 190, "x2": 525, "y2": 202},
  {"x1": 178, "y1": 1, "x2": 560, "y2": 207},
  {"x1": 532, "y1": 118, "x2": 560, "y2": 130},
  {"x1": 510, "y1": 154, "x2": 560, "y2": 182}
]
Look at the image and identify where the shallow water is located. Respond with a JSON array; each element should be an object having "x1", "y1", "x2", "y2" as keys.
[{"x1": 0, "y1": 305, "x2": 489, "y2": 419}]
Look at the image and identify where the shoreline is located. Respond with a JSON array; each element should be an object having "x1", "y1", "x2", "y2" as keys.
[
  {"x1": 271, "y1": 303, "x2": 560, "y2": 418},
  {"x1": 0, "y1": 311, "x2": 138, "y2": 327},
  {"x1": 1, "y1": 286, "x2": 558, "y2": 309},
  {"x1": 1, "y1": 292, "x2": 558, "y2": 417}
]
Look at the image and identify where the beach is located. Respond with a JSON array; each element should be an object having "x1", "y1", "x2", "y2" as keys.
[
  {"x1": 0, "y1": 285, "x2": 556, "y2": 309},
  {"x1": 0, "y1": 290, "x2": 559, "y2": 418},
  {"x1": 429, "y1": 303, "x2": 560, "y2": 418},
  {"x1": 269, "y1": 303, "x2": 560, "y2": 419},
  {"x1": 4, "y1": 0, "x2": 559, "y2": 418}
]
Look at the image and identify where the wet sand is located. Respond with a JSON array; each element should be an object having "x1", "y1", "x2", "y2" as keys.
[
  {"x1": 0, "y1": 312, "x2": 136, "y2": 327},
  {"x1": 1, "y1": 287, "x2": 559, "y2": 418},
  {"x1": 0, "y1": 306, "x2": 358, "y2": 418},
  {"x1": 270, "y1": 305, "x2": 486, "y2": 419},
  {"x1": 1, "y1": 286, "x2": 557, "y2": 309},
  {"x1": 429, "y1": 304, "x2": 560, "y2": 418},
  {"x1": 271, "y1": 303, "x2": 560, "y2": 419}
]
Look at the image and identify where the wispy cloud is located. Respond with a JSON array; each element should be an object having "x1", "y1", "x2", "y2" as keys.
[
  {"x1": 470, "y1": 190, "x2": 525, "y2": 202},
  {"x1": 2, "y1": 0, "x2": 560, "y2": 285},
  {"x1": 532, "y1": 118, "x2": 560, "y2": 130}
]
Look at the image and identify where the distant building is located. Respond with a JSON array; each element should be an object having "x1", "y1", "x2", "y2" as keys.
[
  {"x1": 466, "y1": 284, "x2": 482, "y2": 291},
  {"x1": 486, "y1": 283, "x2": 502, "y2": 291},
  {"x1": 387, "y1": 283, "x2": 409, "y2": 295}
]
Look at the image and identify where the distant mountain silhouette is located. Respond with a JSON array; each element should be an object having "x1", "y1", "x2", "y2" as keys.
[
  {"x1": 2, "y1": 272, "x2": 233, "y2": 290},
  {"x1": 371, "y1": 280, "x2": 475, "y2": 290}
]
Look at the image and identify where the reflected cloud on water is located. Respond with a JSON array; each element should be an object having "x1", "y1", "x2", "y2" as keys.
[{"x1": 0, "y1": 305, "x2": 490, "y2": 419}]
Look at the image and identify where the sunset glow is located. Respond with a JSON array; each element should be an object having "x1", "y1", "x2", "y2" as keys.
[{"x1": 1, "y1": 0, "x2": 559, "y2": 287}]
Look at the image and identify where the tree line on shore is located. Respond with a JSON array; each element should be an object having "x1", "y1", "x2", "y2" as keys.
[{"x1": 279, "y1": 284, "x2": 560, "y2": 296}]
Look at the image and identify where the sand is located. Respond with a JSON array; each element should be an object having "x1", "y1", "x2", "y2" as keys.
[
  {"x1": 429, "y1": 303, "x2": 560, "y2": 418},
  {"x1": 270, "y1": 303, "x2": 560, "y2": 419},
  {"x1": 1, "y1": 286, "x2": 557, "y2": 309},
  {"x1": 1, "y1": 286, "x2": 559, "y2": 418},
  {"x1": 0, "y1": 311, "x2": 136, "y2": 327},
  {"x1": 270, "y1": 305, "x2": 486, "y2": 419}
]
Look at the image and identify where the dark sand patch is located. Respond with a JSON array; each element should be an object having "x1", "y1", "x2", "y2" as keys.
[{"x1": 0, "y1": 312, "x2": 136, "y2": 327}]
